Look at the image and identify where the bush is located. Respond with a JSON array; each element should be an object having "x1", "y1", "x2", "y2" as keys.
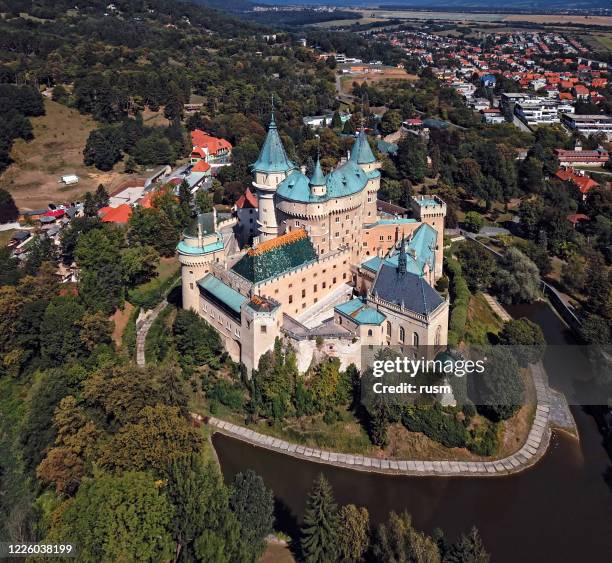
[
  {"x1": 467, "y1": 422, "x2": 500, "y2": 456},
  {"x1": 401, "y1": 405, "x2": 468, "y2": 449},
  {"x1": 207, "y1": 379, "x2": 244, "y2": 411},
  {"x1": 463, "y1": 211, "x2": 484, "y2": 233},
  {"x1": 121, "y1": 305, "x2": 140, "y2": 358},
  {"x1": 445, "y1": 256, "x2": 470, "y2": 346}
]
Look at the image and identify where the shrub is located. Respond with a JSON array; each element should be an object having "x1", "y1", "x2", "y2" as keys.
[{"x1": 401, "y1": 405, "x2": 468, "y2": 448}]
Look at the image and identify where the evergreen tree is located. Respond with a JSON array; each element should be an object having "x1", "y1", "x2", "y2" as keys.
[
  {"x1": 83, "y1": 192, "x2": 98, "y2": 217},
  {"x1": 229, "y1": 470, "x2": 275, "y2": 561},
  {"x1": 0, "y1": 187, "x2": 19, "y2": 223},
  {"x1": 443, "y1": 527, "x2": 489, "y2": 563},
  {"x1": 369, "y1": 396, "x2": 389, "y2": 447},
  {"x1": 94, "y1": 184, "x2": 110, "y2": 208},
  {"x1": 330, "y1": 111, "x2": 342, "y2": 130},
  {"x1": 300, "y1": 474, "x2": 339, "y2": 563}
]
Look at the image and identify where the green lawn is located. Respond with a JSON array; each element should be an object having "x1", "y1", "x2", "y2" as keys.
[
  {"x1": 127, "y1": 257, "x2": 180, "y2": 309},
  {"x1": 464, "y1": 292, "x2": 505, "y2": 344}
]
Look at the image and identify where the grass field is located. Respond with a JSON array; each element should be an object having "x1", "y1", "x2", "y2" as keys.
[
  {"x1": 0, "y1": 99, "x2": 131, "y2": 211},
  {"x1": 340, "y1": 68, "x2": 417, "y2": 94}
]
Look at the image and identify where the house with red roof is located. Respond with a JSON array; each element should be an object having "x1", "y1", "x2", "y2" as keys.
[
  {"x1": 190, "y1": 130, "x2": 232, "y2": 165},
  {"x1": 98, "y1": 204, "x2": 132, "y2": 224},
  {"x1": 572, "y1": 84, "x2": 589, "y2": 100},
  {"x1": 555, "y1": 167, "x2": 599, "y2": 198}
]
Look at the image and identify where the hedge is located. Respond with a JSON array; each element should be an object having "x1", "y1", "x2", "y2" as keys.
[
  {"x1": 445, "y1": 255, "x2": 471, "y2": 347},
  {"x1": 128, "y1": 270, "x2": 180, "y2": 309},
  {"x1": 402, "y1": 405, "x2": 468, "y2": 449},
  {"x1": 121, "y1": 305, "x2": 140, "y2": 359}
]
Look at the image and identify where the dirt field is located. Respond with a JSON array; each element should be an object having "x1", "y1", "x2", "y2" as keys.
[
  {"x1": 0, "y1": 99, "x2": 131, "y2": 211},
  {"x1": 340, "y1": 68, "x2": 418, "y2": 94},
  {"x1": 504, "y1": 14, "x2": 612, "y2": 27}
]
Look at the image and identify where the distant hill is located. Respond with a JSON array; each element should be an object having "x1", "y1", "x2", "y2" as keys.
[{"x1": 256, "y1": 0, "x2": 611, "y2": 11}]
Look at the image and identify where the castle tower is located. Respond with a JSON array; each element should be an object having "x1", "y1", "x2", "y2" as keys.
[
  {"x1": 411, "y1": 195, "x2": 447, "y2": 280},
  {"x1": 240, "y1": 295, "x2": 282, "y2": 377},
  {"x1": 252, "y1": 111, "x2": 297, "y2": 243},
  {"x1": 309, "y1": 156, "x2": 327, "y2": 197},
  {"x1": 177, "y1": 212, "x2": 225, "y2": 312},
  {"x1": 350, "y1": 128, "x2": 380, "y2": 222}
]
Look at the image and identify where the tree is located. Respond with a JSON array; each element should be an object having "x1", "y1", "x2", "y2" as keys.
[
  {"x1": 23, "y1": 236, "x2": 56, "y2": 276},
  {"x1": 0, "y1": 188, "x2": 18, "y2": 223},
  {"x1": 48, "y1": 472, "x2": 175, "y2": 562},
  {"x1": 584, "y1": 255, "x2": 612, "y2": 320},
  {"x1": 75, "y1": 226, "x2": 125, "y2": 314},
  {"x1": 337, "y1": 504, "x2": 370, "y2": 563},
  {"x1": 492, "y1": 248, "x2": 540, "y2": 305},
  {"x1": 380, "y1": 110, "x2": 402, "y2": 136},
  {"x1": 579, "y1": 314, "x2": 611, "y2": 345},
  {"x1": 444, "y1": 527, "x2": 489, "y2": 563},
  {"x1": 120, "y1": 244, "x2": 159, "y2": 286},
  {"x1": 173, "y1": 309, "x2": 223, "y2": 368},
  {"x1": 456, "y1": 243, "x2": 496, "y2": 291},
  {"x1": 472, "y1": 347, "x2": 524, "y2": 422},
  {"x1": 368, "y1": 396, "x2": 390, "y2": 447},
  {"x1": 0, "y1": 247, "x2": 21, "y2": 285},
  {"x1": 83, "y1": 192, "x2": 98, "y2": 217},
  {"x1": 330, "y1": 111, "x2": 342, "y2": 130},
  {"x1": 40, "y1": 295, "x2": 86, "y2": 366},
  {"x1": 463, "y1": 211, "x2": 484, "y2": 234},
  {"x1": 396, "y1": 137, "x2": 427, "y2": 183},
  {"x1": 83, "y1": 126, "x2": 123, "y2": 171},
  {"x1": 167, "y1": 454, "x2": 247, "y2": 562},
  {"x1": 76, "y1": 312, "x2": 114, "y2": 353},
  {"x1": 300, "y1": 474, "x2": 339, "y2": 563},
  {"x1": 372, "y1": 511, "x2": 441, "y2": 563},
  {"x1": 229, "y1": 471, "x2": 274, "y2": 561},
  {"x1": 498, "y1": 318, "x2": 545, "y2": 366},
  {"x1": 128, "y1": 206, "x2": 179, "y2": 257},
  {"x1": 95, "y1": 184, "x2": 110, "y2": 208},
  {"x1": 98, "y1": 405, "x2": 201, "y2": 478}
]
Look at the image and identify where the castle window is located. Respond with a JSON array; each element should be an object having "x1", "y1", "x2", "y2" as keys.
[
  {"x1": 379, "y1": 236, "x2": 384, "y2": 241},
  {"x1": 322, "y1": 282, "x2": 326, "y2": 289},
  {"x1": 289, "y1": 295, "x2": 293, "y2": 303},
  {"x1": 190, "y1": 283, "x2": 194, "y2": 290},
  {"x1": 333, "y1": 277, "x2": 337, "y2": 284},
  {"x1": 261, "y1": 325, "x2": 267, "y2": 333},
  {"x1": 302, "y1": 289, "x2": 306, "y2": 298},
  {"x1": 367, "y1": 329, "x2": 373, "y2": 337},
  {"x1": 413, "y1": 332, "x2": 419, "y2": 347},
  {"x1": 435, "y1": 325, "x2": 441, "y2": 346},
  {"x1": 335, "y1": 217, "x2": 340, "y2": 223},
  {"x1": 314, "y1": 284, "x2": 318, "y2": 292},
  {"x1": 386, "y1": 321, "x2": 391, "y2": 337},
  {"x1": 342, "y1": 273, "x2": 346, "y2": 280},
  {"x1": 399, "y1": 327, "x2": 405, "y2": 343}
]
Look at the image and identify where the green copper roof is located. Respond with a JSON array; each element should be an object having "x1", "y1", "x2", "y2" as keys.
[
  {"x1": 252, "y1": 113, "x2": 296, "y2": 174},
  {"x1": 335, "y1": 298, "x2": 386, "y2": 325},
  {"x1": 198, "y1": 274, "x2": 247, "y2": 315},
  {"x1": 350, "y1": 129, "x2": 376, "y2": 165},
  {"x1": 386, "y1": 223, "x2": 437, "y2": 276},
  {"x1": 309, "y1": 157, "x2": 326, "y2": 186},
  {"x1": 231, "y1": 234, "x2": 317, "y2": 284},
  {"x1": 177, "y1": 236, "x2": 224, "y2": 256},
  {"x1": 277, "y1": 160, "x2": 369, "y2": 204}
]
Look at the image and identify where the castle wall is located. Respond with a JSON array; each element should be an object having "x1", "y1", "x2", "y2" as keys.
[
  {"x1": 179, "y1": 251, "x2": 224, "y2": 312},
  {"x1": 198, "y1": 292, "x2": 242, "y2": 363},
  {"x1": 360, "y1": 222, "x2": 422, "y2": 259},
  {"x1": 253, "y1": 248, "x2": 352, "y2": 318}
]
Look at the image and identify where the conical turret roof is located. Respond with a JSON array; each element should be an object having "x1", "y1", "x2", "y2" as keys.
[
  {"x1": 309, "y1": 157, "x2": 326, "y2": 186},
  {"x1": 252, "y1": 112, "x2": 296, "y2": 174},
  {"x1": 350, "y1": 128, "x2": 376, "y2": 165}
]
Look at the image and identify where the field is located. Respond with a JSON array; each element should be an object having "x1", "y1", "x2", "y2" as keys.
[
  {"x1": 317, "y1": 9, "x2": 612, "y2": 29},
  {"x1": 0, "y1": 98, "x2": 131, "y2": 211},
  {"x1": 340, "y1": 67, "x2": 417, "y2": 94}
]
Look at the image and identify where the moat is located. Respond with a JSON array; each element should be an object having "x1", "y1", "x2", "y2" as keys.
[{"x1": 212, "y1": 301, "x2": 612, "y2": 562}]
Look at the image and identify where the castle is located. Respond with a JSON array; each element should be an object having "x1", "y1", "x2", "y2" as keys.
[{"x1": 178, "y1": 112, "x2": 449, "y2": 375}]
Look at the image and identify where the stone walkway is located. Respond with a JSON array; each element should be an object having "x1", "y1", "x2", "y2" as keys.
[
  {"x1": 483, "y1": 293, "x2": 512, "y2": 322},
  {"x1": 208, "y1": 362, "x2": 553, "y2": 476},
  {"x1": 135, "y1": 300, "x2": 167, "y2": 366}
]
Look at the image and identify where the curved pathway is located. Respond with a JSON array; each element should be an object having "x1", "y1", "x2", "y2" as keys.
[
  {"x1": 135, "y1": 300, "x2": 167, "y2": 366},
  {"x1": 208, "y1": 363, "x2": 554, "y2": 477}
]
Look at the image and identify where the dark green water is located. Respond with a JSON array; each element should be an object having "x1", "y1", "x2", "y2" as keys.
[{"x1": 213, "y1": 302, "x2": 612, "y2": 562}]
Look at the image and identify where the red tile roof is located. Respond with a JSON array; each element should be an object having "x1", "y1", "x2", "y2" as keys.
[
  {"x1": 567, "y1": 213, "x2": 589, "y2": 226},
  {"x1": 555, "y1": 168, "x2": 599, "y2": 194},
  {"x1": 236, "y1": 188, "x2": 257, "y2": 209},
  {"x1": 191, "y1": 130, "x2": 232, "y2": 156},
  {"x1": 192, "y1": 160, "x2": 211, "y2": 173},
  {"x1": 99, "y1": 204, "x2": 132, "y2": 224}
]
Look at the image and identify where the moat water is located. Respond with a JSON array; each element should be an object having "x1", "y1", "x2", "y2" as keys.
[{"x1": 212, "y1": 302, "x2": 612, "y2": 562}]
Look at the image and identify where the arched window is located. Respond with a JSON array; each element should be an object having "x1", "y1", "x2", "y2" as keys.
[
  {"x1": 435, "y1": 325, "x2": 441, "y2": 346},
  {"x1": 367, "y1": 329, "x2": 373, "y2": 337},
  {"x1": 386, "y1": 321, "x2": 391, "y2": 337},
  {"x1": 412, "y1": 332, "x2": 419, "y2": 347},
  {"x1": 399, "y1": 327, "x2": 405, "y2": 343}
]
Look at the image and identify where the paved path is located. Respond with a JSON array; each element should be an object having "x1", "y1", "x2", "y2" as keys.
[
  {"x1": 208, "y1": 362, "x2": 556, "y2": 476},
  {"x1": 135, "y1": 300, "x2": 167, "y2": 366},
  {"x1": 483, "y1": 293, "x2": 512, "y2": 322}
]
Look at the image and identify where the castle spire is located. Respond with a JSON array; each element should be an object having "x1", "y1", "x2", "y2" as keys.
[
  {"x1": 349, "y1": 127, "x2": 376, "y2": 165},
  {"x1": 397, "y1": 237, "x2": 407, "y2": 275},
  {"x1": 252, "y1": 103, "x2": 296, "y2": 174},
  {"x1": 309, "y1": 155, "x2": 326, "y2": 187}
]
